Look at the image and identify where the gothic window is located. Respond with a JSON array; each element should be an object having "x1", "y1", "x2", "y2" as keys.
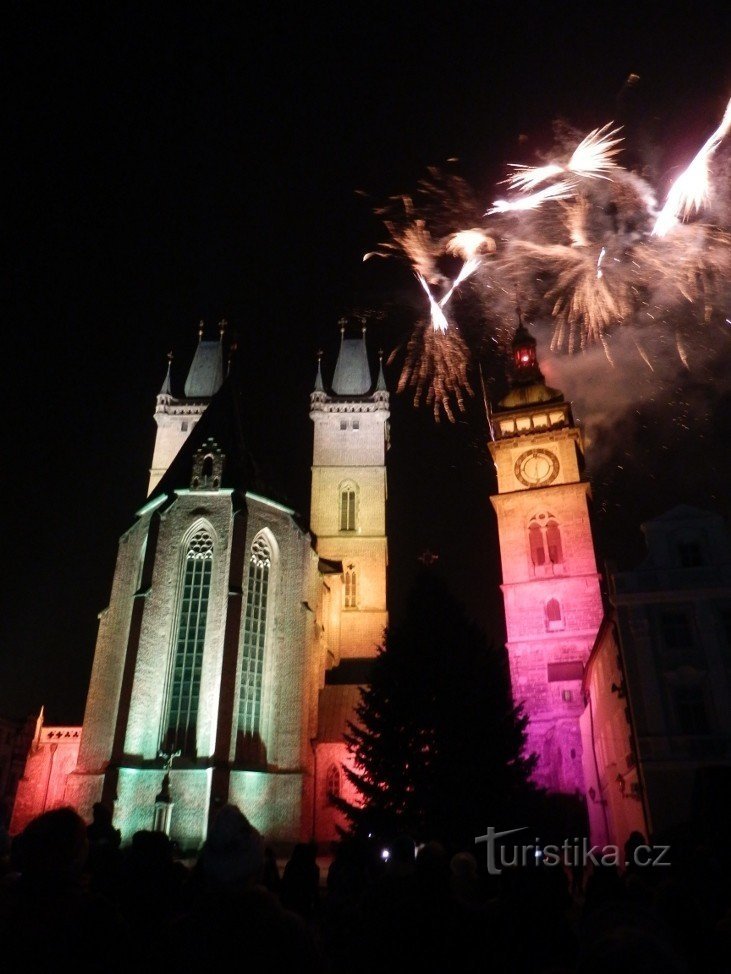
[
  {"x1": 529, "y1": 514, "x2": 564, "y2": 571},
  {"x1": 546, "y1": 519, "x2": 563, "y2": 565},
  {"x1": 340, "y1": 483, "x2": 357, "y2": 532},
  {"x1": 163, "y1": 529, "x2": 213, "y2": 756},
  {"x1": 545, "y1": 598, "x2": 563, "y2": 630},
  {"x1": 239, "y1": 534, "x2": 271, "y2": 741},
  {"x1": 202, "y1": 454, "x2": 214, "y2": 479},
  {"x1": 529, "y1": 523, "x2": 545, "y2": 566},
  {"x1": 326, "y1": 763, "x2": 341, "y2": 801},
  {"x1": 344, "y1": 568, "x2": 357, "y2": 608}
]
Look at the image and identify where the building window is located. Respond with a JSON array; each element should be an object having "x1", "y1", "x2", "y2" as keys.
[
  {"x1": 673, "y1": 684, "x2": 709, "y2": 735},
  {"x1": 181, "y1": 421, "x2": 188, "y2": 432},
  {"x1": 352, "y1": 419, "x2": 359, "y2": 430},
  {"x1": 340, "y1": 419, "x2": 347, "y2": 431},
  {"x1": 545, "y1": 598, "x2": 563, "y2": 631},
  {"x1": 547, "y1": 661, "x2": 584, "y2": 682},
  {"x1": 678, "y1": 540, "x2": 703, "y2": 568},
  {"x1": 163, "y1": 530, "x2": 213, "y2": 756},
  {"x1": 344, "y1": 568, "x2": 357, "y2": 608},
  {"x1": 326, "y1": 763, "x2": 341, "y2": 801},
  {"x1": 529, "y1": 514, "x2": 563, "y2": 571},
  {"x1": 546, "y1": 519, "x2": 563, "y2": 565},
  {"x1": 340, "y1": 484, "x2": 356, "y2": 532},
  {"x1": 239, "y1": 535, "x2": 271, "y2": 742},
  {"x1": 660, "y1": 610, "x2": 700, "y2": 668},
  {"x1": 562, "y1": 689, "x2": 573, "y2": 702},
  {"x1": 529, "y1": 522, "x2": 545, "y2": 567}
]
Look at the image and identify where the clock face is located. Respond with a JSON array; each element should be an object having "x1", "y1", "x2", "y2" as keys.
[{"x1": 515, "y1": 449, "x2": 559, "y2": 487}]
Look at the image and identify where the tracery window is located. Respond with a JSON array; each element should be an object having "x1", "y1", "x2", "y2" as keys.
[
  {"x1": 344, "y1": 568, "x2": 357, "y2": 608},
  {"x1": 239, "y1": 534, "x2": 271, "y2": 739},
  {"x1": 340, "y1": 483, "x2": 357, "y2": 532},
  {"x1": 163, "y1": 530, "x2": 213, "y2": 756}
]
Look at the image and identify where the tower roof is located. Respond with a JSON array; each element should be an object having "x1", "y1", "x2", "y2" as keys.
[
  {"x1": 158, "y1": 354, "x2": 173, "y2": 396},
  {"x1": 375, "y1": 350, "x2": 387, "y2": 392},
  {"x1": 331, "y1": 329, "x2": 372, "y2": 395},
  {"x1": 184, "y1": 340, "x2": 224, "y2": 398}
]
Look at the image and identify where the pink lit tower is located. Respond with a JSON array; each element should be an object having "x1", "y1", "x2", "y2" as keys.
[{"x1": 489, "y1": 313, "x2": 603, "y2": 795}]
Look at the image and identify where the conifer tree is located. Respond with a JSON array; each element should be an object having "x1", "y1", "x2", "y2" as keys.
[{"x1": 335, "y1": 568, "x2": 536, "y2": 850}]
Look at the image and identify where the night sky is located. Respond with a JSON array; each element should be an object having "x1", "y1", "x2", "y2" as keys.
[{"x1": 5, "y1": 4, "x2": 731, "y2": 723}]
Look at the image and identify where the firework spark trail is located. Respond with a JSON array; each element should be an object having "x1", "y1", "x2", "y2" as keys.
[
  {"x1": 396, "y1": 323, "x2": 473, "y2": 421},
  {"x1": 488, "y1": 181, "x2": 575, "y2": 214},
  {"x1": 507, "y1": 123, "x2": 623, "y2": 191},
  {"x1": 367, "y1": 94, "x2": 731, "y2": 421},
  {"x1": 439, "y1": 256, "x2": 481, "y2": 308},
  {"x1": 653, "y1": 95, "x2": 731, "y2": 237},
  {"x1": 416, "y1": 274, "x2": 450, "y2": 332}
]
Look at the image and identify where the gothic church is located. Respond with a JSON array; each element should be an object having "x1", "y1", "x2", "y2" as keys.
[{"x1": 14, "y1": 327, "x2": 389, "y2": 849}]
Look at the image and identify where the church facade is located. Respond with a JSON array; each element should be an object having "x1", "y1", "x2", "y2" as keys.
[{"x1": 13, "y1": 328, "x2": 389, "y2": 850}]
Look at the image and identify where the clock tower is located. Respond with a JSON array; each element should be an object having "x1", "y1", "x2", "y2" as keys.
[{"x1": 489, "y1": 314, "x2": 603, "y2": 795}]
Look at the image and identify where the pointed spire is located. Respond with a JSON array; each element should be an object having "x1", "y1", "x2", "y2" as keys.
[
  {"x1": 376, "y1": 349, "x2": 387, "y2": 391},
  {"x1": 159, "y1": 351, "x2": 173, "y2": 396},
  {"x1": 314, "y1": 350, "x2": 325, "y2": 392},
  {"x1": 185, "y1": 320, "x2": 224, "y2": 398},
  {"x1": 34, "y1": 706, "x2": 45, "y2": 746},
  {"x1": 332, "y1": 319, "x2": 372, "y2": 395}
]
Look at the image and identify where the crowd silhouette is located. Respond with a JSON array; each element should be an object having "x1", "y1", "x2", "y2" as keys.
[{"x1": 1, "y1": 803, "x2": 730, "y2": 972}]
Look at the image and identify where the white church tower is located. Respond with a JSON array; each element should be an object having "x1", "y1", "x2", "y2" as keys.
[
  {"x1": 310, "y1": 325, "x2": 389, "y2": 661},
  {"x1": 148, "y1": 322, "x2": 225, "y2": 495}
]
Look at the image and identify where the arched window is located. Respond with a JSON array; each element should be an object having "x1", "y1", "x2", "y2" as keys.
[
  {"x1": 163, "y1": 529, "x2": 213, "y2": 756},
  {"x1": 239, "y1": 534, "x2": 271, "y2": 741},
  {"x1": 529, "y1": 522, "x2": 545, "y2": 566},
  {"x1": 344, "y1": 568, "x2": 357, "y2": 608},
  {"x1": 340, "y1": 483, "x2": 356, "y2": 532},
  {"x1": 546, "y1": 519, "x2": 563, "y2": 565},
  {"x1": 326, "y1": 763, "x2": 341, "y2": 802},
  {"x1": 545, "y1": 598, "x2": 563, "y2": 630},
  {"x1": 529, "y1": 514, "x2": 564, "y2": 571},
  {"x1": 202, "y1": 454, "x2": 214, "y2": 480}
]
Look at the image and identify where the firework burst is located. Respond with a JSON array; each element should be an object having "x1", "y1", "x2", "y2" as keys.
[{"x1": 367, "y1": 92, "x2": 731, "y2": 419}]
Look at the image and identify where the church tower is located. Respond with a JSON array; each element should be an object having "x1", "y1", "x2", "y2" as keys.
[
  {"x1": 310, "y1": 326, "x2": 389, "y2": 662},
  {"x1": 489, "y1": 314, "x2": 603, "y2": 794},
  {"x1": 148, "y1": 323, "x2": 225, "y2": 495}
]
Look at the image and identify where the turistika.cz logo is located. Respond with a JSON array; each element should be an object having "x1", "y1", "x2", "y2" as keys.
[{"x1": 475, "y1": 826, "x2": 671, "y2": 876}]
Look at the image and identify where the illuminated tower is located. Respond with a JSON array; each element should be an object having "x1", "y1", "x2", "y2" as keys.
[
  {"x1": 309, "y1": 326, "x2": 389, "y2": 661},
  {"x1": 308, "y1": 328, "x2": 389, "y2": 841},
  {"x1": 148, "y1": 323, "x2": 225, "y2": 495},
  {"x1": 489, "y1": 315, "x2": 603, "y2": 794}
]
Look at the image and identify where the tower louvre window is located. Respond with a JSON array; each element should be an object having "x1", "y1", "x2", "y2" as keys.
[
  {"x1": 529, "y1": 514, "x2": 564, "y2": 571},
  {"x1": 546, "y1": 519, "x2": 563, "y2": 565},
  {"x1": 239, "y1": 535, "x2": 271, "y2": 743},
  {"x1": 340, "y1": 485, "x2": 356, "y2": 532},
  {"x1": 344, "y1": 569, "x2": 357, "y2": 608},
  {"x1": 529, "y1": 523, "x2": 545, "y2": 566},
  {"x1": 162, "y1": 529, "x2": 213, "y2": 756}
]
